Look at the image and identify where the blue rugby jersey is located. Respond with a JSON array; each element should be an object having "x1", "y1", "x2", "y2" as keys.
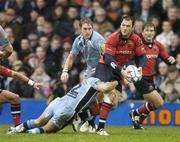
[{"x1": 70, "y1": 31, "x2": 105, "y2": 78}]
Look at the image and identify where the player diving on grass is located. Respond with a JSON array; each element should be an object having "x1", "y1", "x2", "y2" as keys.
[{"x1": 7, "y1": 77, "x2": 118, "y2": 134}]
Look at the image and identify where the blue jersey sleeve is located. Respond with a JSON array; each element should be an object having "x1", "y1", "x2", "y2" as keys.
[
  {"x1": 87, "y1": 77, "x2": 100, "y2": 90},
  {"x1": 70, "y1": 38, "x2": 80, "y2": 56}
]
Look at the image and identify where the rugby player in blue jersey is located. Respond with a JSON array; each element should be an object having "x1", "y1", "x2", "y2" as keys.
[
  {"x1": 60, "y1": 18, "x2": 105, "y2": 132},
  {"x1": 7, "y1": 78, "x2": 118, "y2": 134}
]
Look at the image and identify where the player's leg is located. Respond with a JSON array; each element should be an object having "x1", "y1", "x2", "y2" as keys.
[
  {"x1": 0, "y1": 90, "x2": 21, "y2": 126},
  {"x1": 95, "y1": 64, "x2": 122, "y2": 135},
  {"x1": 129, "y1": 77, "x2": 162, "y2": 129},
  {"x1": 139, "y1": 90, "x2": 164, "y2": 123}
]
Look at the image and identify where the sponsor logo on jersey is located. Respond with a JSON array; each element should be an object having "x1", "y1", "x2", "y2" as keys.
[{"x1": 146, "y1": 54, "x2": 158, "y2": 58}]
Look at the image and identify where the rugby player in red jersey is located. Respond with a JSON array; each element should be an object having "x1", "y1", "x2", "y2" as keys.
[
  {"x1": 92, "y1": 15, "x2": 147, "y2": 135},
  {"x1": 129, "y1": 23, "x2": 175, "y2": 129},
  {"x1": 0, "y1": 65, "x2": 43, "y2": 126}
]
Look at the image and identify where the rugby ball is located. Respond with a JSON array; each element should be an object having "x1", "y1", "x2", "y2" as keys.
[{"x1": 125, "y1": 65, "x2": 142, "y2": 82}]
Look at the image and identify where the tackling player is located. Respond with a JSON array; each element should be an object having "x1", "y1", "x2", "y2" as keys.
[
  {"x1": 0, "y1": 65, "x2": 43, "y2": 126},
  {"x1": 129, "y1": 23, "x2": 175, "y2": 129},
  {"x1": 7, "y1": 77, "x2": 118, "y2": 134}
]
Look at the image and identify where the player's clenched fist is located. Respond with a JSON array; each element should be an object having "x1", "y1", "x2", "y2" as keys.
[{"x1": 61, "y1": 72, "x2": 69, "y2": 83}]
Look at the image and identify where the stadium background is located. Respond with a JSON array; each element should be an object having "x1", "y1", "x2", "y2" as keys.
[{"x1": 0, "y1": 0, "x2": 179, "y2": 126}]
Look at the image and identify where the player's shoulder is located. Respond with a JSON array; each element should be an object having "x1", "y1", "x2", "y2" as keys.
[
  {"x1": 91, "y1": 31, "x2": 105, "y2": 42},
  {"x1": 154, "y1": 40, "x2": 164, "y2": 48},
  {"x1": 106, "y1": 31, "x2": 120, "y2": 42},
  {"x1": 87, "y1": 77, "x2": 100, "y2": 84},
  {"x1": 131, "y1": 32, "x2": 141, "y2": 41}
]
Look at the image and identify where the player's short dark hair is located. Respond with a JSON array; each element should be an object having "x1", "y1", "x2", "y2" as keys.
[
  {"x1": 143, "y1": 22, "x2": 156, "y2": 30},
  {"x1": 80, "y1": 18, "x2": 93, "y2": 27},
  {"x1": 120, "y1": 15, "x2": 135, "y2": 26}
]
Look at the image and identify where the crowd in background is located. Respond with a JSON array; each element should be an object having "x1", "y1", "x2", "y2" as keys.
[{"x1": 0, "y1": 0, "x2": 179, "y2": 102}]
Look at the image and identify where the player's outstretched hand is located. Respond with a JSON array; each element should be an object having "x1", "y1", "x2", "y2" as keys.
[
  {"x1": 33, "y1": 82, "x2": 45, "y2": 90},
  {"x1": 167, "y1": 56, "x2": 176, "y2": 64}
]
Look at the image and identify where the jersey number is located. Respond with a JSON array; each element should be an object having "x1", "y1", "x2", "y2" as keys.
[{"x1": 67, "y1": 84, "x2": 81, "y2": 99}]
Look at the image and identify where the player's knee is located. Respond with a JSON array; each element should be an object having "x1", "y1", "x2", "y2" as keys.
[
  {"x1": 11, "y1": 94, "x2": 20, "y2": 104},
  {"x1": 156, "y1": 99, "x2": 164, "y2": 109}
]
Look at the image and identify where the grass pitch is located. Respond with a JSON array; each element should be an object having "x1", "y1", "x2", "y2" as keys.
[{"x1": 0, "y1": 125, "x2": 179, "y2": 142}]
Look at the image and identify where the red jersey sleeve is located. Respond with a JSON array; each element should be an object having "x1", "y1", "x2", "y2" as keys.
[
  {"x1": 104, "y1": 32, "x2": 119, "y2": 56},
  {"x1": 156, "y1": 41, "x2": 169, "y2": 60},
  {"x1": 0, "y1": 66, "x2": 12, "y2": 77},
  {"x1": 134, "y1": 35, "x2": 146, "y2": 56}
]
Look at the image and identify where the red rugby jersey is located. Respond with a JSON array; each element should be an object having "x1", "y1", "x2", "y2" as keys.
[
  {"x1": 0, "y1": 66, "x2": 12, "y2": 77},
  {"x1": 142, "y1": 40, "x2": 169, "y2": 76},
  {"x1": 99, "y1": 32, "x2": 146, "y2": 68}
]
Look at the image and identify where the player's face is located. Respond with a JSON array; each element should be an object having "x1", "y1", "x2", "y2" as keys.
[
  {"x1": 81, "y1": 23, "x2": 93, "y2": 39},
  {"x1": 120, "y1": 19, "x2": 133, "y2": 37},
  {"x1": 142, "y1": 26, "x2": 155, "y2": 42}
]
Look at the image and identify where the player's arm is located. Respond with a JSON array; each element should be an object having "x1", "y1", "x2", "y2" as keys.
[
  {"x1": 11, "y1": 70, "x2": 44, "y2": 90},
  {"x1": 61, "y1": 53, "x2": 75, "y2": 83},
  {"x1": 134, "y1": 37, "x2": 147, "y2": 74},
  {"x1": 158, "y1": 42, "x2": 176, "y2": 65},
  {"x1": 103, "y1": 53, "x2": 132, "y2": 82},
  {"x1": 0, "y1": 26, "x2": 13, "y2": 59},
  {"x1": 96, "y1": 81, "x2": 118, "y2": 93}
]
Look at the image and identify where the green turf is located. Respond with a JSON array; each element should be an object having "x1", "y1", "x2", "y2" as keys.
[{"x1": 0, "y1": 125, "x2": 179, "y2": 142}]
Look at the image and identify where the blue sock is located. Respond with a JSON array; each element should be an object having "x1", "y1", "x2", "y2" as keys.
[
  {"x1": 27, "y1": 128, "x2": 45, "y2": 134},
  {"x1": 24, "y1": 120, "x2": 36, "y2": 129}
]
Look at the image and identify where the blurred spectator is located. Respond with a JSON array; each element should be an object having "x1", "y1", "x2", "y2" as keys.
[
  {"x1": 27, "y1": 33, "x2": 39, "y2": 51},
  {"x1": 35, "y1": 16, "x2": 46, "y2": 37},
  {"x1": 80, "y1": 0, "x2": 93, "y2": 19},
  {"x1": 169, "y1": 34, "x2": 180, "y2": 58},
  {"x1": 39, "y1": 36, "x2": 49, "y2": 51},
  {"x1": 45, "y1": 36, "x2": 63, "y2": 78},
  {"x1": 134, "y1": 19, "x2": 144, "y2": 35},
  {"x1": 94, "y1": 7, "x2": 114, "y2": 35},
  {"x1": 162, "y1": 80, "x2": 179, "y2": 102},
  {"x1": 8, "y1": 51, "x2": 19, "y2": 67},
  {"x1": 5, "y1": 8, "x2": 24, "y2": 42},
  {"x1": 42, "y1": 21, "x2": 54, "y2": 40},
  {"x1": 73, "y1": 19, "x2": 81, "y2": 36},
  {"x1": 166, "y1": 6, "x2": 180, "y2": 34},
  {"x1": 34, "y1": 0, "x2": 52, "y2": 20},
  {"x1": 54, "y1": 5, "x2": 78, "y2": 39},
  {"x1": 36, "y1": 46, "x2": 46, "y2": 63},
  {"x1": 14, "y1": 0, "x2": 34, "y2": 24},
  {"x1": 18, "y1": 38, "x2": 33, "y2": 63},
  {"x1": 31, "y1": 64, "x2": 52, "y2": 99},
  {"x1": 149, "y1": 15, "x2": 161, "y2": 35},
  {"x1": 27, "y1": 53, "x2": 39, "y2": 71},
  {"x1": 106, "y1": 0, "x2": 122, "y2": 29},
  {"x1": 9, "y1": 68, "x2": 34, "y2": 98},
  {"x1": 155, "y1": 62, "x2": 168, "y2": 91},
  {"x1": 156, "y1": 21, "x2": 174, "y2": 50},
  {"x1": 160, "y1": 66, "x2": 180, "y2": 96},
  {"x1": 0, "y1": 11, "x2": 7, "y2": 27},
  {"x1": 4, "y1": 27, "x2": 19, "y2": 52},
  {"x1": 176, "y1": 54, "x2": 180, "y2": 72},
  {"x1": 25, "y1": 10, "x2": 39, "y2": 35},
  {"x1": 12, "y1": 60, "x2": 23, "y2": 71},
  {"x1": 134, "y1": 0, "x2": 154, "y2": 22}
]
